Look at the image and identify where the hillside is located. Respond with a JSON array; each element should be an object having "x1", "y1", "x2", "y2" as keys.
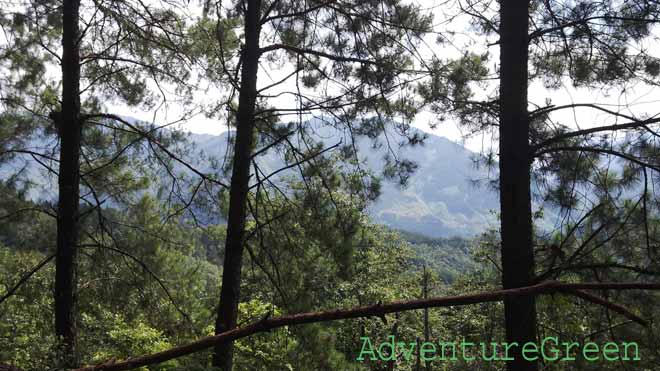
[
  {"x1": 0, "y1": 122, "x2": 500, "y2": 238},
  {"x1": 189, "y1": 124, "x2": 499, "y2": 238}
]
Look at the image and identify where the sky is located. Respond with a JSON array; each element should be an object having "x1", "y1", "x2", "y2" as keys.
[
  {"x1": 106, "y1": 0, "x2": 475, "y2": 146},
  {"x1": 105, "y1": 0, "x2": 660, "y2": 154}
]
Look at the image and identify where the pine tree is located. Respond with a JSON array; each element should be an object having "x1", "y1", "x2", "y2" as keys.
[
  {"x1": 1, "y1": 0, "x2": 195, "y2": 365},
  {"x1": 199, "y1": 1, "x2": 433, "y2": 368},
  {"x1": 211, "y1": 1, "x2": 262, "y2": 368},
  {"x1": 422, "y1": 1, "x2": 660, "y2": 370},
  {"x1": 54, "y1": 0, "x2": 83, "y2": 362},
  {"x1": 498, "y1": 2, "x2": 536, "y2": 370}
]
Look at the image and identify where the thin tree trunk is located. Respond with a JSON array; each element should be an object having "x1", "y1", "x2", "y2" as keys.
[
  {"x1": 55, "y1": 0, "x2": 82, "y2": 364},
  {"x1": 415, "y1": 336, "x2": 421, "y2": 371},
  {"x1": 422, "y1": 267, "x2": 431, "y2": 371},
  {"x1": 212, "y1": 0, "x2": 261, "y2": 369},
  {"x1": 498, "y1": 2, "x2": 538, "y2": 371},
  {"x1": 387, "y1": 312, "x2": 399, "y2": 371}
]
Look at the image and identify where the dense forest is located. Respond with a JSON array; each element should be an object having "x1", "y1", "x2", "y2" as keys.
[{"x1": 1, "y1": 0, "x2": 660, "y2": 370}]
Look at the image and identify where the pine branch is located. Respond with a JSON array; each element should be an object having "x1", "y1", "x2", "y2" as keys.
[
  {"x1": 529, "y1": 16, "x2": 660, "y2": 40},
  {"x1": 0, "y1": 254, "x2": 55, "y2": 306},
  {"x1": 248, "y1": 141, "x2": 341, "y2": 190},
  {"x1": 534, "y1": 146, "x2": 660, "y2": 173},
  {"x1": 566, "y1": 289, "x2": 646, "y2": 326},
  {"x1": 534, "y1": 117, "x2": 660, "y2": 150},
  {"x1": 83, "y1": 113, "x2": 229, "y2": 189},
  {"x1": 259, "y1": 43, "x2": 385, "y2": 65},
  {"x1": 260, "y1": 0, "x2": 336, "y2": 24}
]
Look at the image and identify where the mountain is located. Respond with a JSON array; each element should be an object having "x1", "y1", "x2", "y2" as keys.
[
  {"x1": 188, "y1": 124, "x2": 499, "y2": 238},
  {"x1": 356, "y1": 131, "x2": 498, "y2": 237},
  {"x1": 0, "y1": 121, "x2": 500, "y2": 238}
]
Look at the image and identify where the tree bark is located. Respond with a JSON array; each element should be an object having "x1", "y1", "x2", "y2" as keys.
[
  {"x1": 498, "y1": 1, "x2": 538, "y2": 371},
  {"x1": 55, "y1": 0, "x2": 82, "y2": 364},
  {"x1": 212, "y1": 0, "x2": 261, "y2": 369}
]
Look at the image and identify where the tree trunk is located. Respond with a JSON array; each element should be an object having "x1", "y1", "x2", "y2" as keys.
[
  {"x1": 55, "y1": 0, "x2": 82, "y2": 365},
  {"x1": 387, "y1": 312, "x2": 399, "y2": 371},
  {"x1": 422, "y1": 266, "x2": 431, "y2": 371},
  {"x1": 212, "y1": 0, "x2": 261, "y2": 369},
  {"x1": 498, "y1": 2, "x2": 537, "y2": 371}
]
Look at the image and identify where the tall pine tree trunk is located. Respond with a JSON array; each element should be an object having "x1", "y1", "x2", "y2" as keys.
[
  {"x1": 55, "y1": 0, "x2": 82, "y2": 364},
  {"x1": 499, "y1": 2, "x2": 537, "y2": 371},
  {"x1": 212, "y1": 0, "x2": 261, "y2": 369}
]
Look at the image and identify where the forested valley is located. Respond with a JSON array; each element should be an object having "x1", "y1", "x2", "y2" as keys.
[{"x1": 1, "y1": 1, "x2": 660, "y2": 370}]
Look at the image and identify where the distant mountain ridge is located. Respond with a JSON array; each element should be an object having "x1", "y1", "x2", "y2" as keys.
[
  {"x1": 0, "y1": 121, "x2": 500, "y2": 238},
  {"x1": 188, "y1": 122, "x2": 499, "y2": 238}
]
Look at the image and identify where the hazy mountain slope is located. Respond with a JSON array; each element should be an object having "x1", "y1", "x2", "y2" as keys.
[
  {"x1": 187, "y1": 126, "x2": 499, "y2": 238},
  {"x1": 0, "y1": 123, "x2": 500, "y2": 238},
  {"x1": 360, "y1": 133, "x2": 498, "y2": 237}
]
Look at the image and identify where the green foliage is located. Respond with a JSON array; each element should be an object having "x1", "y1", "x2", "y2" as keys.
[
  {"x1": 0, "y1": 247, "x2": 56, "y2": 369},
  {"x1": 86, "y1": 312, "x2": 178, "y2": 371},
  {"x1": 399, "y1": 230, "x2": 475, "y2": 283},
  {"x1": 0, "y1": 174, "x2": 453, "y2": 370},
  {"x1": 233, "y1": 300, "x2": 296, "y2": 370}
]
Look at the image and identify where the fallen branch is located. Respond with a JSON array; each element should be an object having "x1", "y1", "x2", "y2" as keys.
[{"x1": 71, "y1": 280, "x2": 660, "y2": 371}]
